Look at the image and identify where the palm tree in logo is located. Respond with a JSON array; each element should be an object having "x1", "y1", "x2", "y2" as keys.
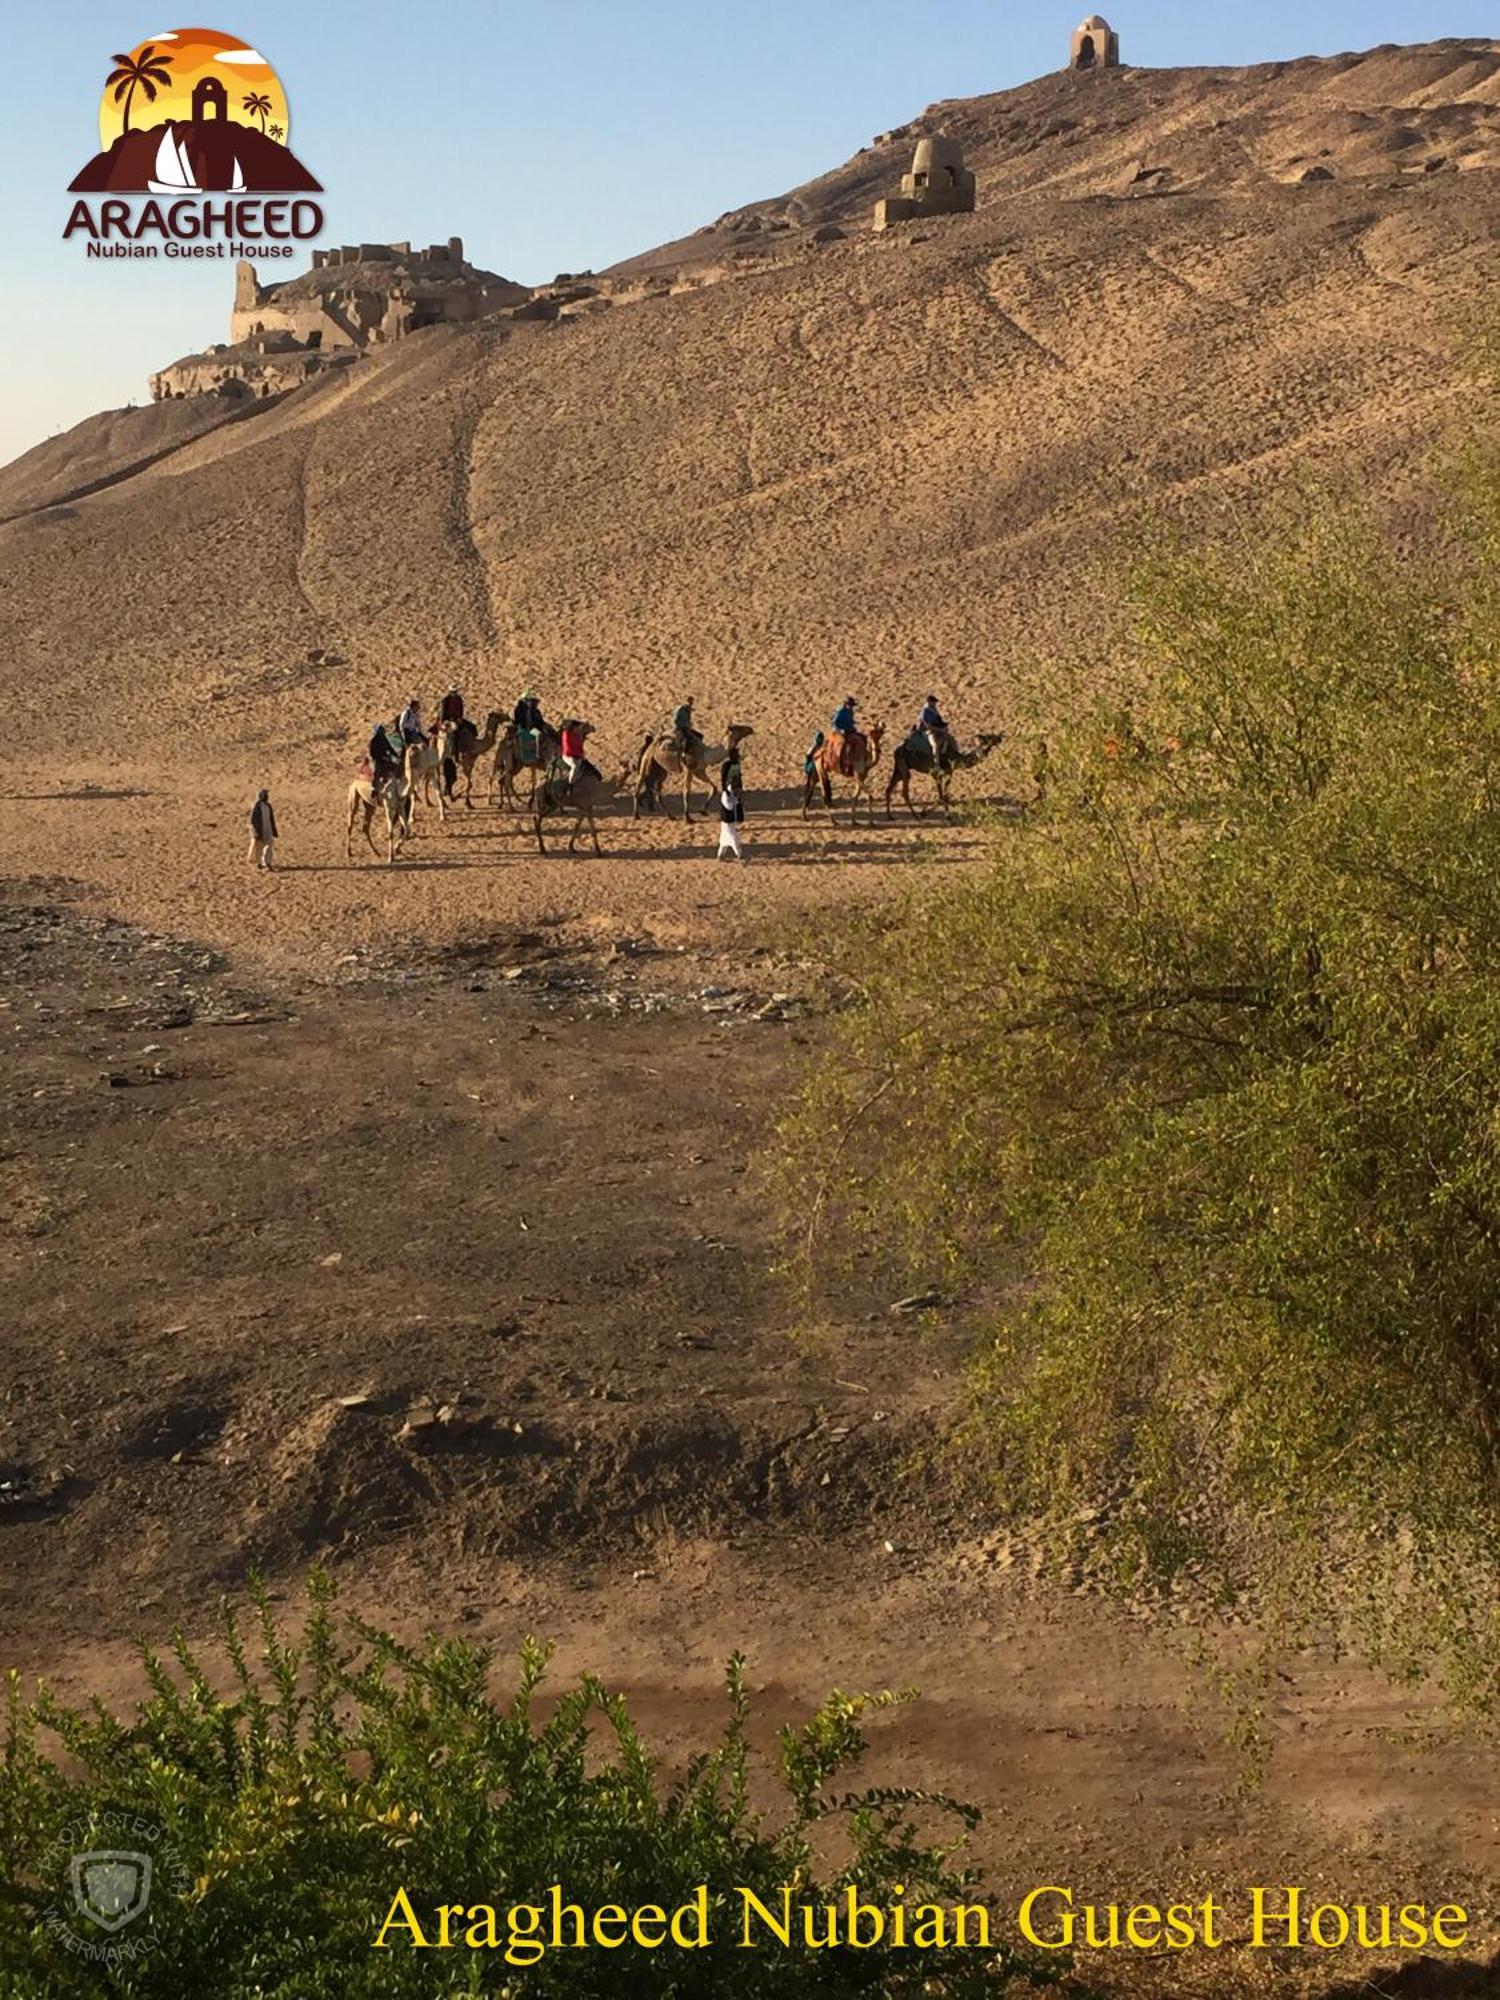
[
  {"x1": 242, "y1": 91, "x2": 273, "y2": 132},
  {"x1": 269, "y1": 122, "x2": 285, "y2": 143},
  {"x1": 106, "y1": 44, "x2": 173, "y2": 135}
]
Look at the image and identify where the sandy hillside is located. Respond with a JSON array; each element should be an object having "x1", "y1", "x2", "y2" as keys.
[{"x1": 2, "y1": 38, "x2": 1499, "y2": 962}]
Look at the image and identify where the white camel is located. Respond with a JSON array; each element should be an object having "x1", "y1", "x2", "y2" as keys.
[
  {"x1": 404, "y1": 722, "x2": 456, "y2": 824},
  {"x1": 345, "y1": 768, "x2": 414, "y2": 866}
]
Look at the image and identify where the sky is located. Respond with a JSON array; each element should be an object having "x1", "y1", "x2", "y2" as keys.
[{"x1": 0, "y1": 0, "x2": 1489, "y2": 469}]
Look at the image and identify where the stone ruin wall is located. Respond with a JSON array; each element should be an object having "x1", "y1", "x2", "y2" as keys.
[{"x1": 149, "y1": 341, "x2": 354, "y2": 403}]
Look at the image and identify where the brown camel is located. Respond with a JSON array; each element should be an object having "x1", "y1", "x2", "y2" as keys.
[
  {"x1": 534, "y1": 742, "x2": 632, "y2": 856},
  {"x1": 491, "y1": 720, "x2": 559, "y2": 811},
  {"x1": 449, "y1": 710, "x2": 503, "y2": 809},
  {"x1": 634, "y1": 723, "x2": 754, "y2": 822},
  {"x1": 345, "y1": 767, "x2": 413, "y2": 866},
  {"x1": 885, "y1": 730, "x2": 1004, "y2": 820},
  {"x1": 804, "y1": 721, "x2": 885, "y2": 826}
]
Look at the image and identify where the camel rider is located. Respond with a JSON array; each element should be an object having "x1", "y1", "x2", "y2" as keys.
[
  {"x1": 398, "y1": 695, "x2": 425, "y2": 746},
  {"x1": 559, "y1": 718, "x2": 595, "y2": 787},
  {"x1": 672, "y1": 699, "x2": 703, "y2": 758},
  {"x1": 832, "y1": 695, "x2": 859, "y2": 776},
  {"x1": 368, "y1": 720, "x2": 402, "y2": 796},
  {"x1": 919, "y1": 694, "x2": 954, "y2": 770},
  {"x1": 439, "y1": 686, "x2": 465, "y2": 727},
  {"x1": 513, "y1": 690, "x2": 547, "y2": 766}
]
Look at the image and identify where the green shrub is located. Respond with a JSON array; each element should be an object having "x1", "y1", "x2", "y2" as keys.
[
  {"x1": 776, "y1": 489, "x2": 1500, "y2": 1703},
  {"x1": 0, "y1": 1577, "x2": 1051, "y2": 1996}
]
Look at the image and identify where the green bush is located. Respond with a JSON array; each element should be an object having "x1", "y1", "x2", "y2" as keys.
[
  {"x1": 776, "y1": 488, "x2": 1500, "y2": 1703},
  {"x1": 0, "y1": 1577, "x2": 1051, "y2": 1996}
]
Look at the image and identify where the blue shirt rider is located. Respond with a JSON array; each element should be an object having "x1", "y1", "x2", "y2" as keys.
[{"x1": 831, "y1": 696, "x2": 860, "y2": 775}]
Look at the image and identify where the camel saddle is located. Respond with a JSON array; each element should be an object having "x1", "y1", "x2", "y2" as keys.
[
  {"x1": 516, "y1": 726, "x2": 542, "y2": 766},
  {"x1": 829, "y1": 727, "x2": 867, "y2": 775}
]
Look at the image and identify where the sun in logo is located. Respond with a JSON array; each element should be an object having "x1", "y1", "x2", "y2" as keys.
[
  {"x1": 71, "y1": 26, "x2": 320, "y2": 194},
  {"x1": 100, "y1": 29, "x2": 289, "y2": 147}
]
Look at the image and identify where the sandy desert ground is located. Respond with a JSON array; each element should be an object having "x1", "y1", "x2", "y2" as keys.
[{"x1": 5, "y1": 39, "x2": 1500, "y2": 1995}]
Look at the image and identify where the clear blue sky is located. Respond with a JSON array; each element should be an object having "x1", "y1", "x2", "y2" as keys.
[{"x1": 0, "y1": 1, "x2": 1487, "y2": 468}]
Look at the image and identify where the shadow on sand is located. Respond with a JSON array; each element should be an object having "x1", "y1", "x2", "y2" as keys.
[
  {"x1": 1315, "y1": 1949, "x2": 1500, "y2": 1998},
  {"x1": 15, "y1": 788, "x2": 157, "y2": 802}
]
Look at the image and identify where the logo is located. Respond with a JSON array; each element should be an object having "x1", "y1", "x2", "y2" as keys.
[
  {"x1": 63, "y1": 29, "x2": 325, "y2": 256},
  {"x1": 71, "y1": 28, "x2": 320, "y2": 193},
  {"x1": 70, "y1": 1850, "x2": 153, "y2": 1932}
]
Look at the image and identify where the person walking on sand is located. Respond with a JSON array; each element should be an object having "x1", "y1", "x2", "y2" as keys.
[
  {"x1": 247, "y1": 788, "x2": 278, "y2": 871},
  {"x1": 716, "y1": 750, "x2": 747, "y2": 862}
]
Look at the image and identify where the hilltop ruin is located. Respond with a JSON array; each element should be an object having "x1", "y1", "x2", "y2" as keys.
[{"x1": 150, "y1": 238, "x2": 527, "y2": 401}]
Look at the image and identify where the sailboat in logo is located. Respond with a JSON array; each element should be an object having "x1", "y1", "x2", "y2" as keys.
[{"x1": 147, "y1": 123, "x2": 245, "y2": 195}]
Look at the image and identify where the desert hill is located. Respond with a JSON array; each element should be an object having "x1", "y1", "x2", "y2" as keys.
[
  {"x1": 620, "y1": 38, "x2": 1500, "y2": 263},
  {"x1": 3, "y1": 39, "x2": 1499, "y2": 913}
]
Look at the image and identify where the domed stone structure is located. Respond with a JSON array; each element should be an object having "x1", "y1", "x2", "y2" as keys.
[
  {"x1": 1070, "y1": 14, "x2": 1120, "y2": 68},
  {"x1": 872, "y1": 132, "x2": 977, "y2": 232}
]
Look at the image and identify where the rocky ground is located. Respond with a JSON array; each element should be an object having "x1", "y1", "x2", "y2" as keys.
[{"x1": 3, "y1": 877, "x2": 1499, "y2": 1997}]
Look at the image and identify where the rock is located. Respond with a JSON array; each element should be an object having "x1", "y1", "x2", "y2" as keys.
[
  {"x1": 890, "y1": 1288, "x2": 948, "y2": 1315},
  {"x1": 319, "y1": 1252, "x2": 343, "y2": 1268},
  {"x1": 812, "y1": 224, "x2": 845, "y2": 244},
  {"x1": 1300, "y1": 164, "x2": 1335, "y2": 183},
  {"x1": 397, "y1": 1405, "x2": 439, "y2": 1444},
  {"x1": 337, "y1": 1393, "x2": 373, "y2": 1410}
]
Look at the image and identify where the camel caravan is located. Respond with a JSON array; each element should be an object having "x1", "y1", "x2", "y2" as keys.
[{"x1": 345, "y1": 683, "x2": 1002, "y2": 864}]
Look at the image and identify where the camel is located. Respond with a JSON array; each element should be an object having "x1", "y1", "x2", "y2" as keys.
[
  {"x1": 345, "y1": 767, "x2": 414, "y2": 866},
  {"x1": 449, "y1": 710, "x2": 503, "y2": 809},
  {"x1": 534, "y1": 743, "x2": 633, "y2": 856},
  {"x1": 404, "y1": 722, "x2": 456, "y2": 823},
  {"x1": 634, "y1": 723, "x2": 754, "y2": 822},
  {"x1": 491, "y1": 720, "x2": 559, "y2": 811},
  {"x1": 804, "y1": 722, "x2": 885, "y2": 826},
  {"x1": 885, "y1": 729, "x2": 1004, "y2": 821}
]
